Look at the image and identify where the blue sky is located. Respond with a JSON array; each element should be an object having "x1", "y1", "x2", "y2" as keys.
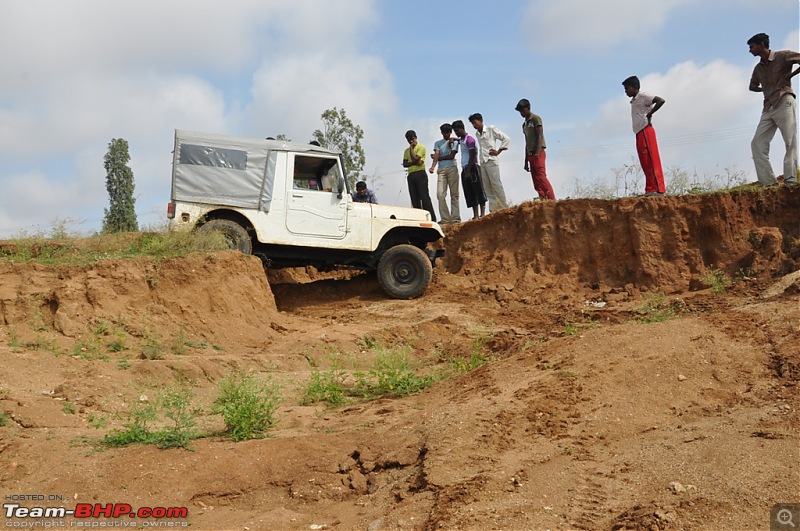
[{"x1": 0, "y1": 0, "x2": 797, "y2": 236}]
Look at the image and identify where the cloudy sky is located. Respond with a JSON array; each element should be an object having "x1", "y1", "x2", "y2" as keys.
[{"x1": 1, "y1": 0, "x2": 798, "y2": 236}]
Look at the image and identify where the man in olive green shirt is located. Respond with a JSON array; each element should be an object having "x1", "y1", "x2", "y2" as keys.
[
  {"x1": 747, "y1": 32, "x2": 800, "y2": 186},
  {"x1": 515, "y1": 98, "x2": 556, "y2": 200},
  {"x1": 402, "y1": 130, "x2": 436, "y2": 220}
]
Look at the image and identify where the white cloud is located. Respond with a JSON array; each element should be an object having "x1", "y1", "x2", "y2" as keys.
[{"x1": 522, "y1": 0, "x2": 691, "y2": 51}]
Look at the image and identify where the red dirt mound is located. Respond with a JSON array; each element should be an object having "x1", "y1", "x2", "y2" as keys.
[{"x1": 441, "y1": 188, "x2": 799, "y2": 296}]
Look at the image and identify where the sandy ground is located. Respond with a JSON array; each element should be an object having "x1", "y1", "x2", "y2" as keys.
[{"x1": 1, "y1": 188, "x2": 798, "y2": 531}]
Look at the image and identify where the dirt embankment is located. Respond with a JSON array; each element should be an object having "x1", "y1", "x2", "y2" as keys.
[
  {"x1": 0, "y1": 188, "x2": 798, "y2": 531},
  {"x1": 442, "y1": 188, "x2": 799, "y2": 295}
]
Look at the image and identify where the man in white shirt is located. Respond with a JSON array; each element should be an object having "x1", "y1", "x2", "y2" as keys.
[
  {"x1": 623, "y1": 75, "x2": 666, "y2": 196},
  {"x1": 469, "y1": 113, "x2": 510, "y2": 212}
]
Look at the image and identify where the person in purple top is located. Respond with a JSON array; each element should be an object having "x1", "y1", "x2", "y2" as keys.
[
  {"x1": 352, "y1": 180, "x2": 378, "y2": 203},
  {"x1": 452, "y1": 120, "x2": 486, "y2": 219}
]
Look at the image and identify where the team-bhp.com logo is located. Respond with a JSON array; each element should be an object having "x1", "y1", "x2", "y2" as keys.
[{"x1": 4, "y1": 502, "x2": 189, "y2": 527}]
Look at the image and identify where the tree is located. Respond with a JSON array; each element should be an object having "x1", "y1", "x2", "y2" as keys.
[
  {"x1": 312, "y1": 107, "x2": 366, "y2": 188},
  {"x1": 102, "y1": 138, "x2": 138, "y2": 233}
]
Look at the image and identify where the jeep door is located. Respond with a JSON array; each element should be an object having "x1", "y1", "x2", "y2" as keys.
[{"x1": 285, "y1": 154, "x2": 348, "y2": 238}]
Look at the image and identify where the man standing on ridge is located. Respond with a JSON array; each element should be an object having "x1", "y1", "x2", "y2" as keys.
[
  {"x1": 515, "y1": 98, "x2": 556, "y2": 200},
  {"x1": 622, "y1": 76, "x2": 666, "y2": 196},
  {"x1": 402, "y1": 130, "x2": 436, "y2": 221},
  {"x1": 747, "y1": 32, "x2": 800, "y2": 187},
  {"x1": 453, "y1": 120, "x2": 486, "y2": 220},
  {"x1": 429, "y1": 123, "x2": 461, "y2": 223},
  {"x1": 469, "y1": 113, "x2": 510, "y2": 212}
]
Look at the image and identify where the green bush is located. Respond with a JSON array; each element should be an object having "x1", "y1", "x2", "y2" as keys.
[
  {"x1": 354, "y1": 347, "x2": 436, "y2": 398},
  {"x1": 301, "y1": 366, "x2": 348, "y2": 407},
  {"x1": 102, "y1": 385, "x2": 201, "y2": 450},
  {"x1": 213, "y1": 372, "x2": 282, "y2": 441}
]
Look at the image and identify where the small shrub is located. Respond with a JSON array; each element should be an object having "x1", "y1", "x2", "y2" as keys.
[
  {"x1": 354, "y1": 347, "x2": 436, "y2": 398},
  {"x1": 0, "y1": 413, "x2": 9, "y2": 427},
  {"x1": 102, "y1": 386, "x2": 201, "y2": 450},
  {"x1": 637, "y1": 293, "x2": 683, "y2": 324},
  {"x1": 88, "y1": 413, "x2": 107, "y2": 430},
  {"x1": 703, "y1": 266, "x2": 732, "y2": 294},
  {"x1": 62, "y1": 402, "x2": 77, "y2": 415},
  {"x1": 102, "y1": 401, "x2": 157, "y2": 447},
  {"x1": 213, "y1": 372, "x2": 282, "y2": 441},
  {"x1": 301, "y1": 365, "x2": 348, "y2": 407},
  {"x1": 156, "y1": 386, "x2": 202, "y2": 449}
]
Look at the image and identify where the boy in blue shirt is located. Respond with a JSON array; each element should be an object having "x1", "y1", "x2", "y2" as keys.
[{"x1": 428, "y1": 123, "x2": 461, "y2": 223}]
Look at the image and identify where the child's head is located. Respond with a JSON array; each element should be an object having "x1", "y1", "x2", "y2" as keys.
[
  {"x1": 405, "y1": 130, "x2": 417, "y2": 146},
  {"x1": 452, "y1": 120, "x2": 466, "y2": 138},
  {"x1": 622, "y1": 76, "x2": 640, "y2": 97}
]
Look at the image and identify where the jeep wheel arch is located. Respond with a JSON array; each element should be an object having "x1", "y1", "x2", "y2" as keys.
[
  {"x1": 197, "y1": 219, "x2": 253, "y2": 255},
  {"x1": 377, "y1": 244, "x2": 433, "y2": 299}
]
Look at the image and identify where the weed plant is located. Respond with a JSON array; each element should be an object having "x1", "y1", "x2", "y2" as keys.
[
  {"x1": 102, "y1": 385, "x2": 201, "y2": 450},
  {"x1": 703, "y1": 266, "x2": 732, "y2": 294},
  {"x1": 213, "y1": 371, "x2": 282, "y2": 441},
  {"x1": 353, "y1": 347, "x2": 436, "y2": 399},
  {"x1": 637, "y1": 293, "x2": 683, "y2": 324}
]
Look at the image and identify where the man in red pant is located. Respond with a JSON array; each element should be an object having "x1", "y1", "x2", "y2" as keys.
[
  {"x1": 623, "y1": 76, "x2": 666, "y2": 196},
  {"x1": 515, "y1": 98, "x2": 556, "y2": 200}
]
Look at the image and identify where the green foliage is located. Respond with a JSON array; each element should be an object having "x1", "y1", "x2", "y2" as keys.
[
  {"x1": 62, "y1": 402, "x2": 77, "y2": 415},
  {"x1": 88, "y1": 413, "x2": 107, "y2": 430},
  {"x1": 102, "y1": 138, "x2": 138, "y2": 233},
  {"x1": 102, "y1": 385, "x2": 201, "y2": 450},
  {"x1": 353, "y1": 347, "x2": 436, "y2": 399},
  {"x1": 212, "y1": 372, "x2": 282, "y2": 441},
  {"x1": 72, "y1": 339, "x2": 106, "y2": 361},
  {"x1": 703, "y1": 266, "x2": 732, "y2": 294},
  {"x1": 735, "y1": 267, "x2": 757, "y2": 281},
  {"x1": 563, "y1": 322, "x2": 580, "y2": 336},
  {"x1": 156, "y1": 386, "x2": 202, "y2": 449},
  {"x1": 0, "y1": 413, "x2": 9, "y2": 427},
  {"x1": 102, "y1": 400, "x2": 157, "y2": 447},
  {"x1": 636, "y1": 293, "x2": 683, "y2": 323},
  {"x1": 312, "y1": 107, "x2": 366, "y2": 189},
  {"x1": 301, "y1": 363, "x2": 348, "y2": 407},
  {"x1": 0, "y1": 230, "x2": 231, "y2": 266}
]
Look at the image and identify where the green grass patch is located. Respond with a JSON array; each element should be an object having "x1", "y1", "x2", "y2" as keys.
[
  {"x1": 703, "y1": 266, "x2": 732, "y2": 294},
  {"x1": 101, "y1": 385, "x2": 202, "y2": 450},
  {"x1": 0, "y1": 230, "x2": 230, "y2": 266},
  {"x1": 212, "y1": 372, "x2": 282, "y2": 441},
  {"x1": 636, "y1": 293, "x2": 684, "y2": 324}
]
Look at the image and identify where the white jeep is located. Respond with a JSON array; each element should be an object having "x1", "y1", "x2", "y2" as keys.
[{"x1": 167, "y1": 130, "x2": 444, "y2": 299}]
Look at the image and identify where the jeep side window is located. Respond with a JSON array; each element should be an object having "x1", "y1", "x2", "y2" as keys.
[{"x1": 292, "y1": 155, "x2": 339, "y2": 192}]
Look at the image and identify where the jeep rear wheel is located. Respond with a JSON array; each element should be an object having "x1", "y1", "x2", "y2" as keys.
[
  {"x1": 197, "y1": 219, "x2": 253, "y2": 255},
  {"x1": 377, "y1": 244, "x2": 432, "y2": 299}
]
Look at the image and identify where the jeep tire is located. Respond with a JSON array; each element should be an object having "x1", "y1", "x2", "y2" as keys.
[
  {"x1": 198, "y1": 219, "x2": 253, "y2": 255},
  {"x1": 377, "y1": 244, "x2": 433, "y2": 299}
]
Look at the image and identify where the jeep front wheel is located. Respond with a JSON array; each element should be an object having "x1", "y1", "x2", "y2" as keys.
[
  {"x1": 197, "y1": 219, "x2": 252, "y2": 255},
  {"x1": 377, "y1": 244, "x2": 432, "y2": 299}
]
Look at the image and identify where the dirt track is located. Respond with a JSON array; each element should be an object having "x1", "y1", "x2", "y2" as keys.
[{"x1": 1, "y1": 188, "x2": 798, "y2": 530}]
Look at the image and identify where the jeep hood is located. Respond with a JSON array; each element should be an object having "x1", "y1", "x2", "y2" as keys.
[{"x1": 370, "y1": 204, "x2": 432, "y2": 222}]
